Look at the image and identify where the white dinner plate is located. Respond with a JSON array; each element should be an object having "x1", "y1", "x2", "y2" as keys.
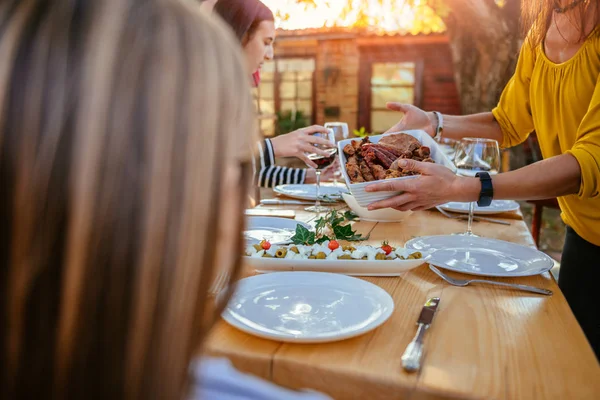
[
  {"x1": 405, "y1": 235, "x2": 554, "y2": 277},
  {"x1": 439, "y1": 200, "x2": 520, "y2": 215},
  {"x1": 244, "y1": 217, "x2": 311, "y2": 245},
  {"x1": 245, "y1": 254, "x2": 429, "y2": 276},
  {"x1": 273, "y1": 184, "x2": 348, "y2": 201},
  {"x1": 222, "y1": 272, "x2": 394, "y2": 343}
]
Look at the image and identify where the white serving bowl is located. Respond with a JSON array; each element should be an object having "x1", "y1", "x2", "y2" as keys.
[
  {"x1": 342, "y1": 193, "x2": 412, "y2": 222},
  {"x1": 337, "y1": 130, "x2": 456, "y2": 207}
]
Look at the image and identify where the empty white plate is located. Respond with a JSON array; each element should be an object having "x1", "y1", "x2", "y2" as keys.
[
  {"x1": 244, "y1": 217, "x2": 311, "y2": 245},
  {"x1": 439, "y1": 200, "x2": 520, "y2": 215},
  {"x1": 405, "y1": 235, "x2": 554, "y2": 277},
  {"x1": 222, "y1": 272, "x2": 394, "y2": 343},
  {"x1": 273, "y1": 184, "x2": 348, "y2": 201}
]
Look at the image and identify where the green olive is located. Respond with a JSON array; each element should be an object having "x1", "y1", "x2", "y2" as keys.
[
  {"x1": 375, "y1": 253, "x2": 386, "y2": 260},
  {"x1": 275, "y1": 249, "x2": 287, "y2": 258},
  {"x1": 316, "y1": 252, "x2": 327, "y2": 260},
  {"x1": 290, "y1": 246, "x2": 299, "y2": 254},
  {"x1": 262, "y1": 253, "x2": 273, "y2": 258},
  {"x1": 338, "y1": 254, "x2": 352, "y2": 260},
  {"x1": 253, "y1": 244, "x2": 262, "y2": 251}
]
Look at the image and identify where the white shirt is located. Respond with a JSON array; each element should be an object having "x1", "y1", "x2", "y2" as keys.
[{"x1": 190, "y1": 357, "x2": 331, "y2": 400}]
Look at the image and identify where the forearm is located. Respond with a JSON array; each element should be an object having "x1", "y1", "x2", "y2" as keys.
[
  {"x1": 455, "y1": 154, "x2": 581, "y2": 202},
  {"x1": 428, "y1": 112, "x2": 504, "y2": 143}
]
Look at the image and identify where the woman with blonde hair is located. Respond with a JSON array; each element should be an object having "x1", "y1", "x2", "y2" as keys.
[{"x1": 0, "y1": 0, "x2": 328, "y2": 398}]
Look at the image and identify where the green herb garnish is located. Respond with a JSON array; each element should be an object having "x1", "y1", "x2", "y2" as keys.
[{"x1": 291, "y1": 210, "x2": 368, "y2": 245}]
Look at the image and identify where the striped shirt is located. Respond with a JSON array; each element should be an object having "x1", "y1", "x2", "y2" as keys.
[{"x1": 254, "y1": 138, "x2": 307, "y2": 188}]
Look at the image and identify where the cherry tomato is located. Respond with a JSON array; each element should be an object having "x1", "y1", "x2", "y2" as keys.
[
  {"x1": 328, "y1": 240, "x2": 340, "y2": 251},
  {"x1": 260, "y1": 240, "x2": 271, "y2": 250},
  {"x1": 381, "y1": 241, "x2": 393, "y2": 255}
]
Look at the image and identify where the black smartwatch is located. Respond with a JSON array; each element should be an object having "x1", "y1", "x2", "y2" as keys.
[{"x1": 475, "y1": 172, "x2": 493, "y2": 207}]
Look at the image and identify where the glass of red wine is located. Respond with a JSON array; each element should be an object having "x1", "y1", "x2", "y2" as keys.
[{"x1": 305, "y1": 129, "x2": 338, "y2": 213}]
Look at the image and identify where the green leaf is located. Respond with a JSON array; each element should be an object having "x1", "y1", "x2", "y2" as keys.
[
  {"x1": 343, "y1": 211, "x2": 359, "y2": 221},
  {"x1": 333, "y1": 224, "x2": 355, "y2": 240},
  {"x1": 315, "y1": 217, "x2": 327, "y2": 231},
  {"x1": 315, "y1": 236, "x2": 331, "y2": 244},
  {"x1": 291, "y1": 224, "x2": 315, "y2": 245},
  {"x1": 345, "y1": 233, "x2": 370, "y2": 242}
]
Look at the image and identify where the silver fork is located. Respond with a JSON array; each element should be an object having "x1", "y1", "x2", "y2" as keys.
[
  {"x1": 429, "y1": 264, "x2": 553, "y2": 296},
  {"x1": 436, "y1": 206, "x2": 511, "y2": 226},
  {"x1": 209, "y1": 269, "x2": 231, "y2": 296}
]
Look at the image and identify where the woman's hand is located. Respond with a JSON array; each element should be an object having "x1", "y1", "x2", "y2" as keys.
[
  {"x1": 270, "y1": 125, "x2": 334, "y2": 168},
  {"x1": 384, "y1": 103, "x2": 436, "y2": 137},
  {"x1": 365, "y1": 159, "x2": 479, "y2": 211}
]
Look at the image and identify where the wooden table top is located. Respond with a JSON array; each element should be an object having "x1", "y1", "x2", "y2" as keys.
[{"x1": 205, "y1": 200, "x2": 600, "y2": 400}]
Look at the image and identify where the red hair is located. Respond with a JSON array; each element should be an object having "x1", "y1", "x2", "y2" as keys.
[{"x1": 213, "y1": 0, "x2": 274, "y2": 45}]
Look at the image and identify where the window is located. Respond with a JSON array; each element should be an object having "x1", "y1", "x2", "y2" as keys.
[
  {"x1": 254, "y1": 57, "x2": 316, "y2": 137},
  {"x1": 369, "y1": 62, "x2": 417, "y2": 133}
]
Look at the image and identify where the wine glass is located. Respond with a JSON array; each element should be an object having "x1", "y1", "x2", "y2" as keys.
[
  {"x1": 324, "y1": 122, "x2": 349, "y2": 186},
  {"x1": 305, "y1": 129, "x2": 337, "y2": 213},
  {"x1": 453, "y1": 138, "x2": 500, "y2": 236}
]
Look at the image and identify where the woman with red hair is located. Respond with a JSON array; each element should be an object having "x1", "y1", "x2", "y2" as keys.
[{"x1": 213, "y1": 0, "x2": 337, "y2": 188}]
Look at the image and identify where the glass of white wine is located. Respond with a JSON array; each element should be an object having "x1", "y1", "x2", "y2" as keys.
[
  {"x1": 453, "y1": 138, "x2": 501, "y2": 236},
  {"x1": 305, "y1": 129, "x2": 338, "y2": 213}
]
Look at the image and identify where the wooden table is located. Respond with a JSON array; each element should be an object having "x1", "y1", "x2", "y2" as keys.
[{"x1": 206, "y1": 200, "x2": 600, "y2": 400}]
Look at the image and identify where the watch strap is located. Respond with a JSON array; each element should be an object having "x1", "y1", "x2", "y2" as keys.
[{"x1": 475, "y1": 172, "x2": 493, "y2": 207}]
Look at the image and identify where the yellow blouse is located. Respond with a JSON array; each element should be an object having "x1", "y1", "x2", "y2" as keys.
[{"x1": 492, "y1": 28, "x2": 600, "y2": 246}]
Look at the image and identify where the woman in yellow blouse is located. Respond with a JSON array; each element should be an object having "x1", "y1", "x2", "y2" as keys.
[{"x1": 366, "y1": 0, "x2": 600, "y2": 359}]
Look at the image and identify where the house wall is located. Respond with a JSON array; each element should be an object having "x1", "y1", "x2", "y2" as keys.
[{"x1": 274, "y1": 34, "x2": 461, "y2": 134}]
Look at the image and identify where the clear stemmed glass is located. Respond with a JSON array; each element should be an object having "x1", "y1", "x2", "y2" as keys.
[
  {"x1": 305, "y1": 129, "x2": 337, "y2": 213},
  {"x1": 453, "y1": 138, "x2": 501, "y2": 236},
  {"x1": 324, "y1": 122, "x2": 349, "y2": 186}
]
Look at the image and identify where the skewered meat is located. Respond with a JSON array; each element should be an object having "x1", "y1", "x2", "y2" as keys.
[
  {"x1": 371, "y1": 148, "x2": 396, "y2": 169},
  {"x1": 343, "y1": 143, "x2": 356, "y2": 156},
  {"x1": 343, "y1": 133, "x2": 436, "y2": 183},
  {"x1": 347, "y1": 155, "x2": 358, "y2": 166},
  {"x1": 362, "y1": 143, "x2": 403, "y2": 159},
  {"x1": 359, "y1": 159, "x2": 375, "y2": 181},
  {"x1": 367, "y1": 161, "x2": 387, "y2": 181},
  {"x1": 347, "y1": 164, "x2": 365, "y2": 182}
]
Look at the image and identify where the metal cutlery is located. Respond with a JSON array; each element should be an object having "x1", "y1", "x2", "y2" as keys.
[
  {"x1": 429, "y1": 264, "x2": 553, "y2": 296},
  {"x1": 260, "y1": 199, "x2": 315, "y2": 206},
  {"x1": 401, "y1": 297, "x2": 440, "y2": 372},
  {"x1": 436, "y1": 206, "x2": 510, "y2": 226}
]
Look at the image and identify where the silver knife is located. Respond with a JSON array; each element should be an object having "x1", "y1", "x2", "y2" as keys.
[
  {"x1": 260, "y1": 199, "x2": 314, "y2": 205},
  {"x1": 401, "y1": 297, "x2": 441, "y2": 372}
]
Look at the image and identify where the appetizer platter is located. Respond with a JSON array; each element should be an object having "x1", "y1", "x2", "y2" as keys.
[
  {"x1": 243, "y1": 210, "x2": 429, "y2": 276},
  {"x1": 337, "y1": 130, "x2": 455, "y2": 207}
]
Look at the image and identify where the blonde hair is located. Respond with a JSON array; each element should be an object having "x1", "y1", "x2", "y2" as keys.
[{"x1": 0, "y1": 0, "x2": 256, "y2": 399}]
